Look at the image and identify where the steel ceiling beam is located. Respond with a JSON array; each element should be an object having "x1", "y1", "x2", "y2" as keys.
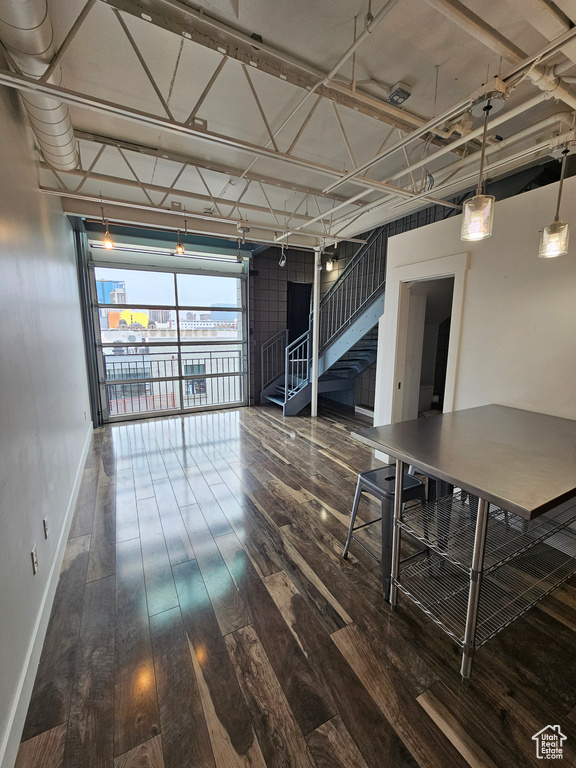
[
  {"x1": 98, "y1": 0, "x2": 428, "y2": 133},
  {"x1": 44, "y1": 189, "x2": 367, "y2": 246},
  {"x1": 0, "y1": 68, "x2": 456, "y2": 213},
  {"x1": 38, "y1": 165, "x2": 329, "y2": 223},
  {"x1": 74, "y1": 131, "x2": 355, "y2": 204},
  {"x1": 0, "y1": 66, "x2": 450, "y2": 208}
]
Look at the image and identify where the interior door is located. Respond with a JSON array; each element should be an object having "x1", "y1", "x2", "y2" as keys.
[{"x1": 287, "y1": 281, "x2": 312, "y2": 343}]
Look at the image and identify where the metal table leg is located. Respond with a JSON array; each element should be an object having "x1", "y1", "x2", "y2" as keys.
[
  {"x1": 389, "y1": 458, "x2": 405, "y2": 606},
  {"x1": 460, "y1": 497, "x2": 489, "y2": 682},
  {"x1": 381, "y1": 491, "x2": 394, "y2": 601}
]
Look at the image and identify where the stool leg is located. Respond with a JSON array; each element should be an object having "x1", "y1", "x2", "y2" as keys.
[{"x1": 343, "y1": 480, "x2": 363, "y2": 559}]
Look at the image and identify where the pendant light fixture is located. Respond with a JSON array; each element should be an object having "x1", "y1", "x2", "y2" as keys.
[
  {"x1": 461, "y1": 79, "x2": 507, "y2": 242},
  {"x1": 101, "y1": 205, "x2": 114, "y2": 250},
  {"x1": 539, "y1": 147, "x2": 571, "y2": 259},
  {"x1": 278, "y1": 242, "x2": 287, "y2": 268},
  {"x1": 175, "y1": 216, "x2": 188, "y2": 255},
  {"x1": 461, "y1": 101, "x2": 494, "y2": 242}
]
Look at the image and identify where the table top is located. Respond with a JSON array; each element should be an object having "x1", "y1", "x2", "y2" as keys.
[{"x1": 351, "y1": 405, "x2": 576, "y2": 520}]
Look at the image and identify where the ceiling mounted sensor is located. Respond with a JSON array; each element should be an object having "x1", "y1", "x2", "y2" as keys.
[
  {"x1": 461, "y1": 79, "x2": 508, "y2": 242},
  {"x1": 387, "y1": 81, "x2": 412, "y2": 106},
  {"x1": 539, "y1": 138, "x2": 576, "y2": 258}
]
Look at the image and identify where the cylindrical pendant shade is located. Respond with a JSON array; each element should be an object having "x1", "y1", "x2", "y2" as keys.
[
  {"x1": 539, "y1": 220, "x2": 569, "y2": 258},
  {"x1": 461, "y1": 195, "x2": 495, "y2": 241}
]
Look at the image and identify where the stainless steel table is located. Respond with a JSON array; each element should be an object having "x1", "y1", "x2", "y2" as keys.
[{"x1": 351, "y1": 404, "x2": 576, "y2": 681}]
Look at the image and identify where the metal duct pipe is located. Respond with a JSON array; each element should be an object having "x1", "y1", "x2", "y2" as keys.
[
  {"x1": 421, "y1": 0, "x2": 576, "y2": 111},
  {"x1": 388, "y1": 112, "x2": 572, "y2": 210},
  {"x1": 385, "y1": 92, "x2": 549, "y2": 185},
  {"x1": 333, "y1": 113, "x2": 571, "y2": 226},
  {"x1": 0, "y1": 0, "x2": 78, "y2": 169}
]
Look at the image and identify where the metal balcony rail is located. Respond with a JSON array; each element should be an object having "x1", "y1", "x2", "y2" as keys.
[
  {"x1": 104, "y1": 352, "x2": 242, "y2": 382},
  {"x1": 285, "y1": 330, "x2": 310, "y2": 402},
  {"x1": 105, "y1": 350, "x2": 243, "y2": 416},
  {"x1": 318, "y1": 225, "x2": 387, "y2": 350},
  {"x1": 261, "y1": 329, "x2": 289, "y2": 390}
]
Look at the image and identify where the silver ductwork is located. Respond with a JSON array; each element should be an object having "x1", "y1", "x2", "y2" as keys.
[{"x1": 0, "y1": 0, "x2": 78, "y2": 170}]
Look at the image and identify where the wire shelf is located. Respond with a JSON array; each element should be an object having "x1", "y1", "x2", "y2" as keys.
[
  {"x1": 395, "y1": 530, "x2": 576, "y2": 648},
  {"x1": 397, "y1": 492, "x2": 576, "y2": 573}
]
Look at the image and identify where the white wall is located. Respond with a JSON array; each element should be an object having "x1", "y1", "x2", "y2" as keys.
[
  {"x1": 0, "y1": 87, "x2": 92, "y2": 767},
  {"x1": 375, "y1": 174, "x2": 576, "y2": 424}
]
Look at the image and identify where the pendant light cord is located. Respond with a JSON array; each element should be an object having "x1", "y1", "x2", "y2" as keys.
[
  {"x1": 477, "y1": 102, "x2": 492, "y2": 196},
  {"x1": 555, "y1": 150, "x2": 569, "y2": 222}
]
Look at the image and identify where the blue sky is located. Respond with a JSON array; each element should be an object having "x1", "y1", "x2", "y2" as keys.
[{"x1": 95, "y1": 267, "x2": 239, "y2": 307}]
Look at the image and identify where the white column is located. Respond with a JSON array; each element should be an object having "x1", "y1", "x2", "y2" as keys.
[{"x1": 310, "y1": 246, "x2": 322, "y2": 417}]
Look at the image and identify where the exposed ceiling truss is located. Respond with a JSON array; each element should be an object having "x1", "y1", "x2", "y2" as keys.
[{"x1": 2, "y1": 0, "x2": 576, "y2": 248}]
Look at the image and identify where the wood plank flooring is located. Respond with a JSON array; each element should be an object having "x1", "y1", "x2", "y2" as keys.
[{"x1": 15, "y1": 405, "x2": 576, "y2": 768}]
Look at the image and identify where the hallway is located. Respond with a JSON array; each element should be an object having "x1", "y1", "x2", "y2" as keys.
[{"x1": 15, "y1": 407, "x2": 576, "y2": 768}]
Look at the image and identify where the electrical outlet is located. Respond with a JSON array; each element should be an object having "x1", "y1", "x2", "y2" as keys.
[
  {"x1": 43, "y1": 515, "x2": 49, "y2": 540},
  {"x1": 31, "y1": 545, "x2": 38, "y2": 575}
]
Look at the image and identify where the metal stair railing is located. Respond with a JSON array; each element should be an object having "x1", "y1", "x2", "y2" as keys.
[
  {"x1": 319, "y1": 224, "x2": 387, "y2": 350},
  {"x1": 285, "y1": 330, "x2": 310, "y2": 402},
  {"x1": 261, "y1": 329, "x2": 288, "y2": 391}
]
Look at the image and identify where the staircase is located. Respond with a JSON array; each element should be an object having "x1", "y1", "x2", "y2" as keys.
[{"x1": 260, "y1": 225, "x2": 388, "y2": 415}]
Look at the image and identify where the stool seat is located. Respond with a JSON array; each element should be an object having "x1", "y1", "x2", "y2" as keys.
[
  {"x1": 343, "y1": 465, "x2": 426, "y2": 601},
  {"x1": 358, "y1": 466, "x2": 426, "y2": 501}
]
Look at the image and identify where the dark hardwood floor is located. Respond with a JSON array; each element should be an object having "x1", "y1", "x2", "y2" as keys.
[{"x1": 15, "y1": 405, "x2": 576, "y2": 768}]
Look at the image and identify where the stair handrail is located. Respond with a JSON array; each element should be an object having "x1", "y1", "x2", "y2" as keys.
[
  {"x1": 320, "y1": 226, "x2": 383, "y2": 307},
  {"x1": 261, "y1": 328, "x2": 289, "y2": 391},
  {"x1": 285, "y1": 329, "x2": 310, "y2": 401},
  {"x1": 318, "y1": 223, "x2": 388, "y2": 351}
]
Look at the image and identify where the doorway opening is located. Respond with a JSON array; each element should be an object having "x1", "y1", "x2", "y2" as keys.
[
  {"x1": 400, "y1": 277, "x2": 454, "y2": 421},
  {"x1": 286, "y1": 281, "x2": 312, "y2": 343}
]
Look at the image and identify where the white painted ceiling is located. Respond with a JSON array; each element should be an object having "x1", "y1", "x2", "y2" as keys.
[{"x1": 13, "y1": 0, "x2": 576, "y2": 247}]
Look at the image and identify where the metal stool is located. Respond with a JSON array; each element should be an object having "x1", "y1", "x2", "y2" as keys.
[{"x1": 343, "y1": 466, "x2": 426, "y2": 600}]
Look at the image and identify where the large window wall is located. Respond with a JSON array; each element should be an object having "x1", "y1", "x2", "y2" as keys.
[{"x1": 92, "y1": 265, "x2": 247, "y2": 420}]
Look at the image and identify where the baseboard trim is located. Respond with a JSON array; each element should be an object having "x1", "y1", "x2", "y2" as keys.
[{"x1": 0, "y1": 423, "x2": 93, "y2": 768}]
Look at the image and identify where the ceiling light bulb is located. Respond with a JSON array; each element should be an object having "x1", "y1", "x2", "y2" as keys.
[
  {"x1": 326, "y1": 258, "x2": 334, "y2": 271},
  {"x1": 103, "y1": 228, "x2": 114, "y2": 249},
  {"x1": 175, "y1": 231, "x2": 185, "y2": 255},
  {"x1": 539, "y1": 219, "x2": 569, "y2": 258},
  {"x1": 461, "y1": 194, "x2": 494, "y2": 241}
]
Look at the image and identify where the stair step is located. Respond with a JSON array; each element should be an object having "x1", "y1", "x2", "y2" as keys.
[{"x1": 265, "y1": 395, "x2": 286, "y2": 406}]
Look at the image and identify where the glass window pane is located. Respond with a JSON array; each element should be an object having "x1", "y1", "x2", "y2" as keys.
[
  {"x1": 103, "y1": 346, "x2": 180, "y2": 380},
  {"x1": 177, "y1": 274, "x2": 241, "y2": 308},
  {"x1": 178, "y1": 310, "x2": 242, "y2": 341},
  {"x1": 100, "y1": 309, "x2": 178, "y2": 344},
  {"x1": 95, "y1": 267, "x2": 175, "y2": 306},
  {"x1": 106, "y1": 379, "x2": 181, "y2": 416}
]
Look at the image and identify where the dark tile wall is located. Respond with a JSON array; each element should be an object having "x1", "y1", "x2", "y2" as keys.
[{"x1": 249, "y1": 247, "x2": 314, "y2": 404}]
